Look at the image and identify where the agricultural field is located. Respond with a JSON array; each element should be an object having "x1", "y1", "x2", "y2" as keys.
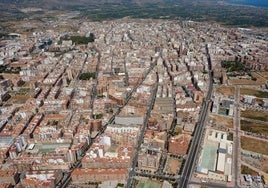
[
  {"x1": 251, "y1": 72, "x2": 267, "y2": 84},
  {"x1": 229, "y1": 72, "x2": 266, "y2": 85},
  {"x1": 259, "y1": 72, "x2": 268, "y2": 80},
  {"x1": 229, "y1": 78, "x2": 264, "y2": 86},
  {"x1": 241, "y1": 164, "x2": 259, "y2": 176},
  {"x1": 241, "y1": 136, "x2": 268, "y2": 155},
  {"x1": 260, "y1": 156, "x2": 268, "y2": 174},
  {"x1": 241, "y1": 120, "x2": 268, "y2": 136},
  {"x1": 241, "y1": 110, "x2": 268, "y2": 122},
  {"x1": 240, "y1": 88, "x2": 268, "y2": 98}
]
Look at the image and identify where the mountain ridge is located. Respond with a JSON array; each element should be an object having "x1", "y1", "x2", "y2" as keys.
[{"x1": 0, "y1": 0, "x2": 268, "y2": 28}]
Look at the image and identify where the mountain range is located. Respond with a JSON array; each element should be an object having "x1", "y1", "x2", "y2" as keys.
[{"x1": 0, "y1": 0, "x2": 268, "y2": 28}]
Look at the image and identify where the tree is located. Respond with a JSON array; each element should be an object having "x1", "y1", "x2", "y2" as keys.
[{"x1": 79, "y1": 72, "x2": 96, "y2": 80}]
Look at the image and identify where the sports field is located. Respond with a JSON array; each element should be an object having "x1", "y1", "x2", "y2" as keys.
[
  {"x1": 137, "y1": 180, "x2": 161, "y2": 188},
  {"x1": 199, "y1": 142, "x2": 218, "y2": 171}
]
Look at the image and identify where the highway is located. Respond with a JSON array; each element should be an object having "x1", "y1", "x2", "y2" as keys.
[{"x1": 178, "y1": 44, "x2": 213, "y2": 188}]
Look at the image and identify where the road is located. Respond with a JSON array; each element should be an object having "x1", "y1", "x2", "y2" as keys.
[
  {"x1": 56, "y1": 52, "x2": 89, "y2": 188},
  {"x1": 57, "y1": 54, "x2": 157, "y2": 188},
  {"x1": 97, "y1": 60, "x2": 157, "y2": 136},
  {"x1": 90, "y1": 46, "x2": 101, "y2": 114},
  {"x1": 125, "y1": 71, "x2": 159, "y2": 187},
  {"x1": 189, "y1": 181, "x2": 230, "y2": 188},
  {"x1": 178, "y1": 44, "x2": 213, "y2": 188},
  {"x1": 234, "y1": 86, "x2": 241, "y2": 188},
  {"x1": 135, "y1": 170, "x2": 178, "y2": 181}
]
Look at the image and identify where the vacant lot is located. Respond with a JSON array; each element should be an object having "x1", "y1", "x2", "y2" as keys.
[
  {"x1": 230, "y1": 79, "x2": 262, "y2": 86},
  {"x1": 241, "y1": 136, "x2": 268, "y2": 155},
  {"x1": 210, "y1": 114, "x2": 233, "y2": 128},
  {"x1": 241, "y1": 164, "x2": 259, "y2": 176},
  {"x1": 251, "y1": 72, "x2": 267, "y2": 84},
  {"x1": 215, "y1": 86, "x2": 234, "y2": 97},
  {"x1": 229, "y1": 73, "x2": 266, "y2": 86},
  {"x1": 241, "y1": 120, "x2": 268, "y2": 136},
  {"x1": 259, "y1": 72, "x2": 268, "y2": 80},
  {"x1": 240, "y1": 88, "x2": 268, "y2": 98},
  {"x1": 164, "y1": 157, "x2": 182, "y2": 174},
  {"x1": 241, "y1": 110, "x2": 268, "y2": 122},
  {"x1": 8, "y1": 94, "x2": 31, "y2": 104},
  {"x1": 260, "y1": 156, "x2": 268, "y2": 174}
]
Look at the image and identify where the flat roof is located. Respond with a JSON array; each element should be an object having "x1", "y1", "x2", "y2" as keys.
[
  {"x1": 0, "y1": 137, "x2": 14, "y2": 147},
  {"x1": 216, "y1": 153, "x2": 226, "y2": 172}
]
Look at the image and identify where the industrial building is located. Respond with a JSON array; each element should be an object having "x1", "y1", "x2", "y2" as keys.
[{"x1": 196, "y1": 129, "x2": 233, "y2": 182}]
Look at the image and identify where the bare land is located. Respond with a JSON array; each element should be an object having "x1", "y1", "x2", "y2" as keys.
[
  {"x1": 259, "y1": 72, "x2": 268, "y2": 80},
  {"x1": 164, "y1": 157, "x2": 182, "y2": 174},
  {"x1": 251, "y1": 72, "x2": 267, "y2": 83},
  {"x1": 241, "y1": 110, "x2": 268, "y2": 122},
  {"x1": 240, "y1": 88, "x2": 268, "y2": 98},
  {"x1": 241, "y1": 120, "x2": 268, "y2": 136},
  {"x1": 8, "y1": 94, "x2": 31, "y2": 104},
  {"x1": 210, "y1": 114, "x2": 233, "y2": 129},
  {"x1": 241, "y1": 164, "x2": 259, "y2": 176},
  {"x1": 241, "y1": 136, "x2": 268, "y2": 156},
  {"x1": 229, "y1": 73, "x2": 266, "y2": 85},
  {"x1": 260, "y1": 157, "x2": 268, "y2": 174},
  {"x1": 215, "y1": 86, "x2": 234, "y2": 97}
]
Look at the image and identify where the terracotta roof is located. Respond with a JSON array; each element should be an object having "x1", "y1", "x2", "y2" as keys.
[{"x1": 72, "y1": 168, "x2": 127, "y2": 176}]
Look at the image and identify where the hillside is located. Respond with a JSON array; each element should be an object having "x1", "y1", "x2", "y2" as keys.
[{"x1": 0, "y1": 0, "x2": 268, "y2": 28}]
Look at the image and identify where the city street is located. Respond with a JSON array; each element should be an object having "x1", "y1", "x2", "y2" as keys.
[
  {"x1": 126, "y1": 70, "x2": 159, "y2": 187},
  {"x1": 57, "y1": 52, "x2": 157, "y2": 188},
  {"x1": 178, "y1": 44, "x2": 213, "y2": 188},
  {"x1": 233, "y1": 86, "x2": 241, "y2": 188}
]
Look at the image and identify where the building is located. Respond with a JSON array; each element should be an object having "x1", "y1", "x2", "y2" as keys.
[
  {"x1": 20, "y1": 170, "x2": 62, "y2": 188},
  {"x1": 216, "y1": 152, "x2": 226, "y2": 173},
  {"x1": 114, "y1": 116, "x2": 143, "y2": 125},
  {"x1": 71, "y1": 168, "x2": 127, "y2": 183},
  {"x1": 243, "y1": 95, "x2": 256, "y2": 105},
  {"x1": 82, "y1": 157, "x2": 130, "y2": 169},
  {"x1": 0, "y1": 169, "x2": 20, "y2": 186},
  {"x1": 138, "y1": 153, "x2": 161, "y2": 171},
  {"x1": 262, "y1": 99, "x2": 268, "y2": 108}
]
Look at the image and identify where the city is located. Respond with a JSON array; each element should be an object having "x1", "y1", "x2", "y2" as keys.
[{"x1": 0, "y1": 6, "x2": 268, "y2": 188}]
